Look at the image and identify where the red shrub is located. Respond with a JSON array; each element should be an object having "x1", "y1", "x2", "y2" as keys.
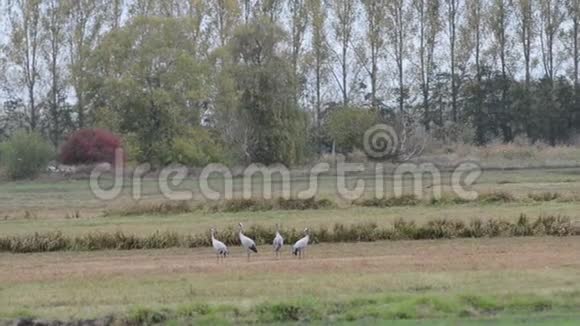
[{"x1": 59, "y1": 128, "x2": 123, "y2": 165}]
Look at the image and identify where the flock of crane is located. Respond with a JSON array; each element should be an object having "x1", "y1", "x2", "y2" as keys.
[{"x1": 210, "y1": 223, "x2": 310, "y2": 262}]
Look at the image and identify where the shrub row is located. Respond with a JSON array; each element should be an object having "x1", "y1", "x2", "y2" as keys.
[
  {"x1": 104, "y1": 190, "x2": 577, "y2": 219},
  {"x1": 0, "y1": 215, "x2": 575, "y2": 254},
  {"x1": 106, "y1": 197, "x2": 335, "y2": 217},
  {"x1": 356, "y1": 191, "x2": 580, "y2": 208}
]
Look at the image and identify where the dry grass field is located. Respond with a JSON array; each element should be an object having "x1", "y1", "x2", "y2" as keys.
[
  {"x1": 2, "y1": 166, "x2": 580, "y2": 219},
  {"x1": 1, "y1": 167, "x2": 580, "y2": 324},
  {"x1": 1, "y1": 237, "x2": 580, "y2": 324}
]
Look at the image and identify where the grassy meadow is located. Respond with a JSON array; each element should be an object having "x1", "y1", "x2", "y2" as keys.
[{"x1": 1, "y1": 166, "x2": 580, "y2": 324}]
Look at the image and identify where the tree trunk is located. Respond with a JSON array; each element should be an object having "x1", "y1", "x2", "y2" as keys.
[
  {"x1": 342, "y1": 38, "x2": 348, "y2": 106},
  {"x1": 448, "y1": 0, "x2": 457, "y2": 122}
]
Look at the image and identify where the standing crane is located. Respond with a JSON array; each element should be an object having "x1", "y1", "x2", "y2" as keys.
[
  {"x1": 273, "y1": 224, "x2": 284, "y2": 258},
  {"x1": 238, "y1": 223, "x2": 258, "y2": 261},
  {"x1": 210, "y1": 227, "x2": 228, "y2": 263},
  {"x1": 292, "y1": 228, "x2": 310, "y2": 259}
]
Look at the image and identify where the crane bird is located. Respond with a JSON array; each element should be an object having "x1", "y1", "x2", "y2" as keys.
[
  {"x1": 238, "y1": 223, "x2": 258, "y2": 261},
  {"x1": 292, "y1": 228, "x2": 310, "y2": 259},
  {"x1": 273, "y1": 224, "x2": 284, "y2": 258},
  {"x1": 210, "y1": 228, "x2": 228, "y2": 263}
]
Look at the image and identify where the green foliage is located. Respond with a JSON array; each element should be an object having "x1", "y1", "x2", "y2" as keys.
[
  {"x1": 0, "y1": 130, "x2": 54, "y2": 180},
  {"x1": 86, "y1": 17, "x2": 210, "y2": 165},
  {"x1": 128, "y1": 307, "x2": 169, "y2": 325},
  {"x1": 176, "y1": 303, "x2": 211, "y2": 318},
  {"x1": 170, "y1": 128, "x2": 226, "y2": 166},
  {"x1": 256, "y1": 302, "x2": 319, "y2": 322},
  {"x1": 325, "y1": 107, "x2": 379, "y2": 153},
  {"x1": 463, "y1": 68, "x2": 579, "y2": 145},
  {"x1": 214, "y1": 19, "x2": 308, "y2": 165},
  {"x1": 48, "y1": 292, "x2": 579, "y2": 325}
]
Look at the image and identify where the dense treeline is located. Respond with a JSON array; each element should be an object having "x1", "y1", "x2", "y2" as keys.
[{"x1": 1, "y1": 0, "x2": 580, "y2": 165}]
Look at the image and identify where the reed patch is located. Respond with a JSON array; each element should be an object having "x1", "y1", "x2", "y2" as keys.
[{"x1": 0, "y1": 215, "x2": 575, "y2": 254}]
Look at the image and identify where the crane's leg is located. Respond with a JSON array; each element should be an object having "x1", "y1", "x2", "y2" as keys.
[
  {"x1": 247, "y1": 252, "x2": 250, "y2": 262},
  {"x1": 216, "y1": 254, "x2": 219, "y2": 263}
]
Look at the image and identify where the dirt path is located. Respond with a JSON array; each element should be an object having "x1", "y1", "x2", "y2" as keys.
[{"x1": 1, "y1": 237, "x2": 579, "y2": 284}]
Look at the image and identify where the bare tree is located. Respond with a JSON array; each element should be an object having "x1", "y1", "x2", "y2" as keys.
[
  {"x1": 512, "y1": 0, "x2": 534, "y2": 87},
  {"x1": 42, "y1": 0, "x2": 69, "y2": 145},
  {"x1": 183, "y1": 0, "x2": 210, "y2": 57},
  {"x1": 387, "y1": 0, "x2": 412, "y2": 113},
  {"x1": 360, "y1": 0, "x2": 387, "y2": 109},
  {"x1": 307, "y1": 0, "x2": 328, "y2": 142},
  {"x1": 67, "y1": 0, "x2": 107, "y2": 128},
  {"x1": 109, "y1": 0, "x2": 124, "y2": 30},
  {"x1": 565, "y1": 0, "x2": 580, "y2": 89},
  {"x1": 413, "y1": 0, "x2": 441, "y2": 127},
  {"x1": 286, "y1": 0, "x2": 309, "y2": 110},
  {"x1": 210, "y1": 0, "x2": 242, "y2": 47},
  {"x1": 7, "y1": 0, "x2": 43, "y2": 131},
  {"x1": 538, "y1": 0, "x2": 565, "y2": 81},
  {"x1": 488, "y1": 0, "x2": 510, "y2": 79},
  {"x1": 258, "y1": 0, "x2": 283, "y2": 22},
  {"x1": 289, "y1": 0, "x2": 308, "y2": 80},
  {"x1": 242, "y1": 0, "x2": 254, "y2": 22},
  {"x1": 330, "y1": 0, "x2": 357, "y2": 106},
  {"x1": 445, "y1": 0, "x2": 460, "y2": 122},
  {"x1": 463, "y1": 0, "x2": 484, "y2": 82}
]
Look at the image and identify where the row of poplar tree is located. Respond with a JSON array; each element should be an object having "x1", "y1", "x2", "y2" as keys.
[{"x1": 1, "y1": 0, "x2": 580, "y2": 165}]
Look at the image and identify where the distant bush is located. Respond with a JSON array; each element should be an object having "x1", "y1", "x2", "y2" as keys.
[
  {"x1": 0, "y1": 130, "x2": 54, "y2": 180},
  {"x1": 128, "y1": 307, "x2": 169, "y2": 325},
  {"x1": 325, "y1": 107, "x2": 379, "y2": 154},
  {"x1": 170, "y1": 128, "x2": 226, "y2": 166},
  {"x1": 528, "y1": 192, "x2": 561, "y2": 202},
  {"x1": 257, "y1": 302, "x2": 319, "y2": 322},
  {"x1": 59, "y1": 128, "x2": 123, "y2": 165},
  {"x1": 477, "y1": 191, "x2": 516, "y2": 203},
  {"x1": 104, "y1": 197, "x2": 335, "y2": 217},
  {"x1": 211, "y1": 197, "x2": 334, "y2": 213},
  {"x1": 104, "y1": 201, "x2": 194, "y2": 217},
  {"x1": 357, "y1": 195, "x2": 420, "y2": 208}
]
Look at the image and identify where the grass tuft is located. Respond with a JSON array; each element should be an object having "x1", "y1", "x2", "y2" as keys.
[
  {"x1": 528, "y1": 192, "x2": 561, "y2": 202},
  {"x1": 356, "y1": 194, "x2": 420, "y2": 208},
  {"x1": 105, "y1": 201, "x2": 194, "y2": 217},
  {"x1": 478, "y1": 191, "x2": 516, "y2": 203},
  {"x1": 127, "y1": 307, "x2": 169, "y2": 325}
]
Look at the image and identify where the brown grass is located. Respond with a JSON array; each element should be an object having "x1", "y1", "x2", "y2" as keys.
[
  {"x1": 1, "y1": 237, "x2": 578, "y2": 284},
  {"x1": 0, "y1": 215, "x2": 575, "y2": 253}
]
